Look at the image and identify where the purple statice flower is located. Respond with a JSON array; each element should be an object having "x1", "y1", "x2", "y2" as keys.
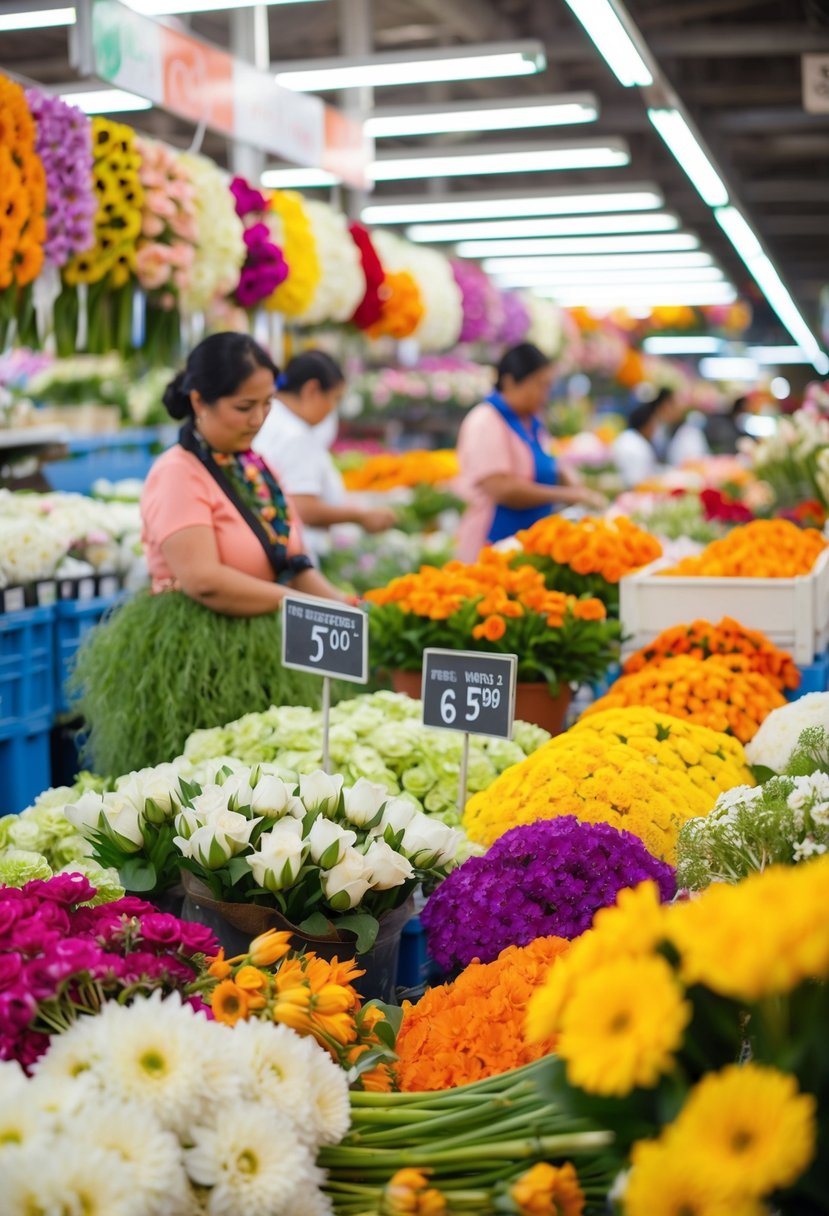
[
  {"x1": 422, "y1": 817, "x2": 675, "y2": 973},
  {"x1": 497, "y1": 291, "x2": 531, "y2": 346},
  {"x1": 26, "y1": 89, "x2": 96, "y2": 267}
]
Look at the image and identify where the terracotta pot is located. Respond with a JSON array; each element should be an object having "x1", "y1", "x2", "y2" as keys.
[
  {"x1": 514, "y1": 682, "x2": 572, "y2": 736},
  {"x1": 391, "y1": 669, "x2": 422, "y2": 699}
]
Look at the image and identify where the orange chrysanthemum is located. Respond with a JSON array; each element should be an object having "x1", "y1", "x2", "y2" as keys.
[
  {"x1": 516, "y1": 514, "x2": 662, "y2": 584},
  {"x1": 343, "y1": 449, "x2": 458, "y2": 492},
  {"x1": 662, "y1": 519, "x2": 826, "y2": 579},
  {"x1": 0, "y1": 75, "x2": 47, "y2": 288}
]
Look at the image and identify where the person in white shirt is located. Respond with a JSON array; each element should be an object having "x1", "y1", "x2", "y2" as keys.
[
  {"x1": 253, "y1": 351, "x2": 395, "y2": 562},
  {"x1": 612, "y1": 394, "x2": 673, "y2": 489}
]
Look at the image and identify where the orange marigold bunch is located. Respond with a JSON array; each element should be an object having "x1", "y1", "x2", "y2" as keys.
[
  {"x1": 662, "y1": 519, "x2": 826, "y2": 579},
  {"x1": 0, "y1": 74, "x2": 47, "y2": 290},
  {"x1": 586, "y1": 653, "x2": 786, "y2": 743},
  {"x1": 624, "y1": 617, "x2": 801, "y2": 694},
  {"x1": 394, "y1": 936, "x2": 570, "y2": 1092},
  {"x1": 205, "y1": 929, "x2": 395, "y2": 1091},
  {"x1": 516, "y1": 514, "x2": 661, "y2": 583},
  {"x1": 366, "y1": 268, "x2": 424, "y2": 339},
  {"x1": 343, "y1": 449, "x2": 459, "y2": 492}
]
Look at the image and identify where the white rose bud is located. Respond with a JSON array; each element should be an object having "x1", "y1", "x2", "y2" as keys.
[
  {"x1": 363, "y1": 839, "x2": 415, "y2": 890},
  {"x1": 174, "y1": 807, "x2": 201, "y2": 841},
  {"x1": 210, "y1": 809, "x2": 263, "y2": 848},
  {"x1": 64, "y1": 791, "x2": 105, "y2": 836},
  {"x1": 174, "y1": 824, "x2": 233, "y2": 870},
  {"x1": 300, "y1": 771, "x2": 345, "y2": 817},
  {"x1": 400, "y1": 813, "x2": 461, "y2": 869},
  {"x1": 307, "y1": 818, "x2": 356, "y2": 869},
  {"x1": 100, "y1": 792, "x2": 145, "y2": 853},
  {"x1": 190, "y1": 786, "x2": 230, "y2": 821},
  {"x1": 248, "y1": 820, "x2": 306, "y2": 892},
  {"x1": 285, "y1": 795, "x2": 308, "y2": 820},
  {"x1": 369, "y1": 797, "x2": 418, "y2": 840},
  {"x1": 122, "y1": 764, "x2": 181, "y2": 818},
  {"x1": 221, "y1": 773, "x2": 255, "y2": 811},
  {"x1": 249, "y1": 775, "x2": 293, "y2": 819},
  {"x1": 322, "y1": 846, "x2": 373, "y2": 911},
  {"x1": 342, "y1": 778, "x2": 388, "y2": 828}
]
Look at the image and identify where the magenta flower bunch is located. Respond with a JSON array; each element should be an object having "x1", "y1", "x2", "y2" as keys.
[
  {"x1": 230, "y1": 177, "x2": 289, "y2": 308},
  {"x1": 0, "y1": 872, "x2": 217, "y2": 1071},
  {"x1": 451, "y1": 258, "x2": 504, "y2": 344},
  {"x1": 26, "y1": 89, "x2": 96, "y2": 267},
  {"x1": 497, "y1": 290, "x2": 532, "y2": 346}
]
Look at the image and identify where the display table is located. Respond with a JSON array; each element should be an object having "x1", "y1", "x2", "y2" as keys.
[{"x1": 0, "y1": 427, "x2": 69, "y2": 491}]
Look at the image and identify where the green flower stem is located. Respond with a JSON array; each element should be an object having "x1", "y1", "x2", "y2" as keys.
[
  {"x1": 321, "y1": 1129, "x2": 612, "y2": 1170},
  {"x1": 351, "y1": 1092, "x2": 541, "y2": 1144}
]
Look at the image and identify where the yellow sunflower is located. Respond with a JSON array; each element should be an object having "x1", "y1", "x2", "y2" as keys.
[{"x1": 624, "y1": 1136, "x2": 767, "y2": 1216}]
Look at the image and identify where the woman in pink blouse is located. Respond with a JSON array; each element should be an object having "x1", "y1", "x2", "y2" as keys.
[{"x1": 455, "y1": 343, "x2": 606, "y2": 561}]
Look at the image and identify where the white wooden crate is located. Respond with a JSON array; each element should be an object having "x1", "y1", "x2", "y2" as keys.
[{"x1": 620, "y1": 548, "x2": 829, "y2": 665}]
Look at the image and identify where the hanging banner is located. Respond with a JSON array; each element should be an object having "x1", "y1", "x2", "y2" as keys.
[{"x1": 78, "y1": 0, "x2": 369, "y2": 187}]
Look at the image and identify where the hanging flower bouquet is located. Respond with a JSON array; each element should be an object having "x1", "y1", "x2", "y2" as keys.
[
  {"x1": 349, "y1": 220, "x2": 385, "y2": 330},
  {"x1": 179, "y1": 151, "x2": 245, "y2": 318},
  {"x1": 528, "y1": 859, "x2": 829, "y2": 1215},
  {"x1": 497, "y1": 289, "x2": 531, "y2": 345},
  {"x1": 266, "y1": 188, "x2": 320, "y2": 317},
  {"x1": 297, "y1": 199, "x2": 365, "y2": 327},
  {"x1": 0, "y1": 75, "x2": 47, "y2": 344},
  {"x1": 230, "y1": 176, "x2": 289, "y2": 312},
  {"x1": 451, "y1": 257, "x2": 504, "y2": 344}
]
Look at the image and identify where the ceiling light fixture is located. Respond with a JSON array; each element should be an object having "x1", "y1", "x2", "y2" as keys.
[
  {"x1": 273, "y1": 41, "x2": 546, "y2": 92},
  {"x1": 457, "y1": 233, "x2": 699, "y2": 258},
  {"x1": 647, "y1": 108, "x2": 729, "y2": 207},
  {"x1": 545, "y1": 284, "x2": 738, "y2": 307},
  {"x1": 492, "y1": 267, "x2": 726, "y2": 288},
  {"x1": 0, "y1": 4, "x2": 74, "y2": 28},
  {"x1": 260, "y1": 167, "x2": 339, "y2": 188},
  {"x1": 643, "y1": 336, "x2": 723, "y2": 355},
  {"x1": 365, "y1": 93, "x2": 598, "y2": 138},
  {"x1": 126, "y1": 0, "x2": 323, "y2": 10},
  {"x1": 716, "y1": 205, "x2": 829, "y2": 374},
  {"x1": 482, "y1": 252, "x2": 715, "y2": 274},
  {"x1": 57, "y1": 87, "x2": 152, "y2": 113},
  {"x1": 747, "y1": 346, "x2": 815, "y2": 365},
  {"x1": 699, "y1": 357, "x2": 760, "y2": 381},
  {"x1": 406, "y1": 212, "x2": 680, "y2": 242},
  {"x1": 361, "y1": 185, "x2": 664, "y2": 225},
  {"x1": 563, "y1": 0, "x2": 653, "y2": 87}
]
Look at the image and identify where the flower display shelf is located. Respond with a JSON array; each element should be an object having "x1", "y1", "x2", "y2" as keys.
[
  {"x1": 391, "y1": 670, "x2": 572, "y2": 737},
  {"x1": 620, "y1": 549, "x2": 829, "y2": 666}
]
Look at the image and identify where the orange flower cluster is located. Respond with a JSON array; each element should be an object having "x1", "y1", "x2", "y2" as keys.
[
  {"x1": 383, "y1": 1169, "x2": 446, "y2": 1215},
  {"x1": 0, "y1": 75, "x2": 46, "y2": 290},
  {"x1": 394, "y1": 936, "x2": 570, "y2": 1092},
  {"x1": 206, "y1": 929, "x2": 394, "y2": 1091},
  {"x1": 623, "y1": 617, "x2": 801, "y2": 694},
  {"x1": 511, "y1": 1162, "x2": 585, "y2": 1216},
  {"x1": 367, "y1": 268, "x2": 424, "y2": 340},
  {"x1": 587, "y1": 653, "x2": 786, "y2": 743},
  {"x1": 516, "y1": 514, "x2": 662, "y2": 583},
  {"x1": 662, "y1": 520, "x2": 826, "y2": 579},
  {"x1": 366, "y1": 548, "x2": 607, "y2": 631},
  {"x1": 343, "y1": 449, "x2": 459, "y2": 492}
]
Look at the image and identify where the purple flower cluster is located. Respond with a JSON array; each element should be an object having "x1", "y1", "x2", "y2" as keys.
[
  {"x1": 422, "y1": 817, "x2": 675, "y2": 973},
  {"x1": 0, "y1": 873, "x2": 217, "y2": 1071},
  {"x1": 497, "y1": 290, "x2": 531, "y2": 346},
  {"x1": 230, "y1": 176, "x2": 289, "y2": 308},
  {"x1": 26, "y1": 89, "x2": 96, "y2": 267},
  {"x1": 451, "y1": 258, "x2": 504, "y2": 344}
]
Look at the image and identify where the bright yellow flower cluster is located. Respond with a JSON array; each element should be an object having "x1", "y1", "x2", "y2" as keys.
[
  {"x1": 463, "y1": 707, "x2": 753, "y2": 861},
  {"x1": 266, "y1": 189, "x2": 320, "y2": 316}
]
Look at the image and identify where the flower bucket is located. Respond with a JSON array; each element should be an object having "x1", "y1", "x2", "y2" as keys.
[
  {"x1": 392, "y1": 669, "x2": 572, "y2": 736},
  {"x1": 391, "y1": 669, "x2": 422, "y2": 699},
  {"x1": 180, "y1": 871, "x2": 413, "y2": 1005}
]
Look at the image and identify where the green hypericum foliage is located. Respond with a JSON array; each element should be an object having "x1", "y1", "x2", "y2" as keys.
[{"x1": 70, "y1": 591, "x2": 327, "y2": 777}]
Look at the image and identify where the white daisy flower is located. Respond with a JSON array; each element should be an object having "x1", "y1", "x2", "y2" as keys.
[
  {"x1": 3, "y1": 1140, "x2": 143, "y2": 1216},
  {"x1": 279, "y1": 1165, "x2": 335, "y2": 1216},
  {"x1": 184, "y1": 1100, "x2": 315, "y2": 1216},
  {"x1": 304, "y1": 1046, "x2": 351, "y2": 1146},
  {"x1": 32, "y1": 1014, "x2": 103, "y2": 1085},
  {"x1": 227, "y1": 1019, "x2": 317, "y2": 1136}
]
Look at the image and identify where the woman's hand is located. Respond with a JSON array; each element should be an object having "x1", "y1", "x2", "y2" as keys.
[
  {"x1": 569, "y1": 486, "x2": 608, "y2": 511},
  {"x1": 360, "y1": 506, "x2": 397, "y2": 534}
]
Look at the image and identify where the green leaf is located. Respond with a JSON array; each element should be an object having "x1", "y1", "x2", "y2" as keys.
[
  {"x1": 119, "y1": 857, "x2": 158, "y2": 892},
  {"x1": 369, "y1": 999, "x2": 404, "y2": 1038},
  {"x1": 334, "y1": 912, "x2": 379, "y2": 954},
  {"x1": 750, "y1": 764, "x2": 778, "y2": 783},
  {"x1": 298, "y1": 910, "x2": 332, "y2": 938},
  {"x1": 227, "y1": 856, "x2": 252, "y2": 884}
]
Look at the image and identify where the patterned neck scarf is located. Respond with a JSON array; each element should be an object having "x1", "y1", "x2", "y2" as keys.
[{"x1": 179, "y1": 419, "x2": 312, "y2": 585}]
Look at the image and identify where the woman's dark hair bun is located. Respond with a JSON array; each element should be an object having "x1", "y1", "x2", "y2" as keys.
[
  {"x1": 162, "y1": 332, "x2": 279, "y2": 422},
  {"x1": 495, "y1": 342, "x2": 552, "y2": 390},
  {"x1": 162, "y1": 371, "x2": 194, "y2": 420}
]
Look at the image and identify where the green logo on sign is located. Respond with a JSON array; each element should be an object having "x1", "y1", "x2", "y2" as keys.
[{"x1": 92, "y1": 2, "x2": 123, "y2": 80}]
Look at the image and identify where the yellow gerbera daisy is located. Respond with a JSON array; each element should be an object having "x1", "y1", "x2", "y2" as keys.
[
  {"x1": 624, "y1": 1136, "x2": 767, "y2": 1216},
  {"x1": 671, "y1": 1064, "x2": 817, "y2": 1198}
]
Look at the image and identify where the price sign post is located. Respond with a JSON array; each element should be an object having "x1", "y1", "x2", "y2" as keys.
[
  {"x1": 421, "y1": 648, "x2": 518, "y2": 811},
  {"x1": 282, "y1": 595, "x2": 369, "y2": 771}
]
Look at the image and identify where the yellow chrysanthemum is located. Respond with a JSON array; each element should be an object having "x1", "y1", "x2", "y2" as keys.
[
  {"x1": 624, "y1": 1136, "x2": 768, "y2": 1216},
  {"x1": 669, "y1": 1064, "x2": 817, "y2": 1198},
  {"x1": 667, "y1": 856, "x2": 829, "y2": 999},
  {"x1": 555, "y1": 954, "x2": 690, "y2": 1096},
  {"x1": 266, "y1": 189, "x2": 320, "y2": 316}
]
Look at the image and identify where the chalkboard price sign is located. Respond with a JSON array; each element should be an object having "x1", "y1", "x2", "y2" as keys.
[
  {"x1": 421, "y1": 648, "x2": 517, "y2": 740},
  {"x1": 282, "y1": 595, "x2": 368, "y2": 684}
]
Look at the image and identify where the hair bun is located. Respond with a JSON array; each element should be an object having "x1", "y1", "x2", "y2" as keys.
[{"x1": 162, "y1": 371, "x2": 193, "y2": 420}]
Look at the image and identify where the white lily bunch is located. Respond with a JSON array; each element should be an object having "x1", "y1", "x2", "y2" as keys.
[{"x1": 0, "y1": 991, "x2": 346, "y2": 1216}]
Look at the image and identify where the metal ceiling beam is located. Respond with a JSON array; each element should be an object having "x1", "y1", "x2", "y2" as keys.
[
  {"x1": 712, "y1": 107, "x2": 829, "y2": 132},
  {"x1": 636, "y1": 0, "x2": 766, "y2": 26},
  {"x1": 408, "y1": 0, "x2": 514, "y2": 43},
  {"x1": 650, "y1": 25, "x2": 829, "y2": 56},
  {"x1": 744, "y1": 180, "x2": 829, "y2": 203}
]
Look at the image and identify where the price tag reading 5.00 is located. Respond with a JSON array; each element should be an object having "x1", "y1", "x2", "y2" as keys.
[
  {"x1": 282, "y1": 595, "x2": 368, "y2": 684},
  {"x1": 421, "y1": 649, "x2": 517, "y2": 740}
]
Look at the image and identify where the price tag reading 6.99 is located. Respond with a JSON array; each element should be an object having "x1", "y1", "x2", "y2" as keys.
[
  {"x1": 421, "y1": 649, "x2": 517, "y2": 740},
  {"x1": 282, "y1": 595, "x2": 368, "y2": 684}
]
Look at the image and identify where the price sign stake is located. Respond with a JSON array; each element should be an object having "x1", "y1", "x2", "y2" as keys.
[
  {"x1": 282, "y1": 595, "x2": 369, "y2": 772},
  {"x1": 421, "y1": 648, "x2": 518, "y2": 811}
]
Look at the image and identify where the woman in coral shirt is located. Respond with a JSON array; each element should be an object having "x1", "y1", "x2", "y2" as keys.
[{"x1": 141, "y1": 332, "x2": 348, "y2": 612}]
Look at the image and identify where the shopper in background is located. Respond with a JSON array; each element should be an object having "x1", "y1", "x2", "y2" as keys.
[
  {"x1": 611, "y1": 394, "x2": 674, "y2": 489},
  {"x1": 705, "y1": 395, "x2": 749, "y2": 454},
  {"x1": 455, "y1": 342, "x2": 605, "y2": 561},
  {"x1": 254, "y1": 350, "x2": 397, "y2": 563}
]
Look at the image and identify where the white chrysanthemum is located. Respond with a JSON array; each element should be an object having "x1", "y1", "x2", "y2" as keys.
[
  {"x1": 0, "y1": 1065, "x2": 42, "y2": 1153},
  {"x1": 228, "y1": 1019, "x2": 317, "y2": 1133},
  {"x1": 744, "y1": 693, "x2": 829, "y2": 773},
  {"x1": 279, "y1": 1164, "x2": 334, "y2": 1216},
  {"x1": 3, "y1": 1140, "x2": 144, "y2": 1216},
  {"x1": 184, "y1": 1100, "x2": 315, "y2": 1216},
  {"x1": 73, "y1": 1099, "x2": 190, "y2": 1214},
  {"x1": 304, "y1": 1043, "x2": 351, "y2": 1146},
  {"x1": 33, "y1": 1011, "x2": 105, "y2": 1084}
]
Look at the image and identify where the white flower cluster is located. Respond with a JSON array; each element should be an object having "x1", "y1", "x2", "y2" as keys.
[
  {"x1": 65, "y1": 763, "x2": 183, "y2": 853},
  {"x1": 745, "y1": 694, "x2": 829, "y2": 773},
  {"x1": 371, "y1": 230, "x2": 463, "y2": 353},
  {"x1": 297, "y1": 200, "x2": 365, "y2": 326},
  {"x1": 180, "y1": 152, "x2": 246, "y2": 315},
  {"x1": 0, "y1": 992, "x2": 346, "y2": 1215}
]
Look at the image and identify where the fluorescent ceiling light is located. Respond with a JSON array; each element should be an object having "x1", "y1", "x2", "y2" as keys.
[
  {"x1": 546, "y1": 284, "x2": 738, "y2": 307},
  {"x1": 564, "y1": 0, "x2": 653, "y2": 87},
  {"x1": 128, "y1": 0, "x2": 322, "y2": 11},
  {"x1": 406, "y1": 212, "x2": 680, "y2": 242},
  {"x1": 493, "y1": 267, "x2": 726, "y2": 288},
  {"x1": 361, "y1": 186, "x2": 664, "y2": 225},
  {"x1": 274, "y1": 41, "x2": 545, "y2": 92},
  {"x1": 261, "y1": 167, "x2": 340, "y2": 188},
  {"x1": 0, "y1": 5, "x2": 74, "y2": 28},
  {"x1": 715, "y1": 205, "x2": 829, "y2": 374},
  {"x1": 458, "y1": 233, "x2": 699, "y2": 258},
  {"x1": 648, "y1": 108, "x2": 729, "y2": 207},
  {"x1": 643, "y1": 336, "x2": 723, "y2": 355},
  {"x1": 699, "y1": 357, "x2": 760, "y2": 381},
  {"x1": 58, "y1": 88, "x2": 152, "y2": 114},
  {"x1": 482, "y1": 252, "x2": 715, "y2": 274},
  {"x1": 748, "y1": 346, "x2": 815, "y2": 365},
  {"x1": 365, "y1": 94, "x2": 598, "y2": 138}
]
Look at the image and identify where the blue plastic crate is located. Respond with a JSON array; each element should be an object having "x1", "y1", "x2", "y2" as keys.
[
  {"x1": 0, "y1": 605, "x2": 56, "y2": 736},
  {"x1": 788, "y1": 650, "x2": 829, "y2": 701},
  {"x1": 55, "y1": 593, "x2": 126, "y2": 716},
  {"x1": 0, "y1": 716, "x2": 52, "y2": 815},
  {"x1": 44, "y1": 427, "x2": 174, "y2": 495},
  {"x1": 397, "y1": 914, "x2": 443, "y2": 992},
  {"x1": 590, "y1": 662, "x2": 622, "y2": 699}
]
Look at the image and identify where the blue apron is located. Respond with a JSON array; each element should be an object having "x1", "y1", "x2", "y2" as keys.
[{"x1": 486, "y1": 391, "x2": 558, "y2": 544}]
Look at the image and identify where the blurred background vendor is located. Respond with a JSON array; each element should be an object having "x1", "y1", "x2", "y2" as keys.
[
  {"x1": 254, "y1": 350, "x2": 396, "y2": 563},
  {"x1": 455, "y1": 342, "x2": 606, "y2": 561}
]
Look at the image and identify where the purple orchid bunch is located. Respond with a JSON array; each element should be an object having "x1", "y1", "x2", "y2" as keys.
[
  {"x1": 230, "y1": 176, "x2": 289, "y2": 309},
  {"x1": 26, "y1": 89, "x2": 96, "y2": 268},
  {"x1": 421, "y1": 817, "x2": 675, "y2": 973},
  {"x1": 497, "y1": 290, "x2": 531, "y2": 346},
  {"x1": 0, "y1": 872, "x2": 217, "y2": 1071},
  {"x1": 451, "y1": 258, "x2": 503, "y2": 344}
]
